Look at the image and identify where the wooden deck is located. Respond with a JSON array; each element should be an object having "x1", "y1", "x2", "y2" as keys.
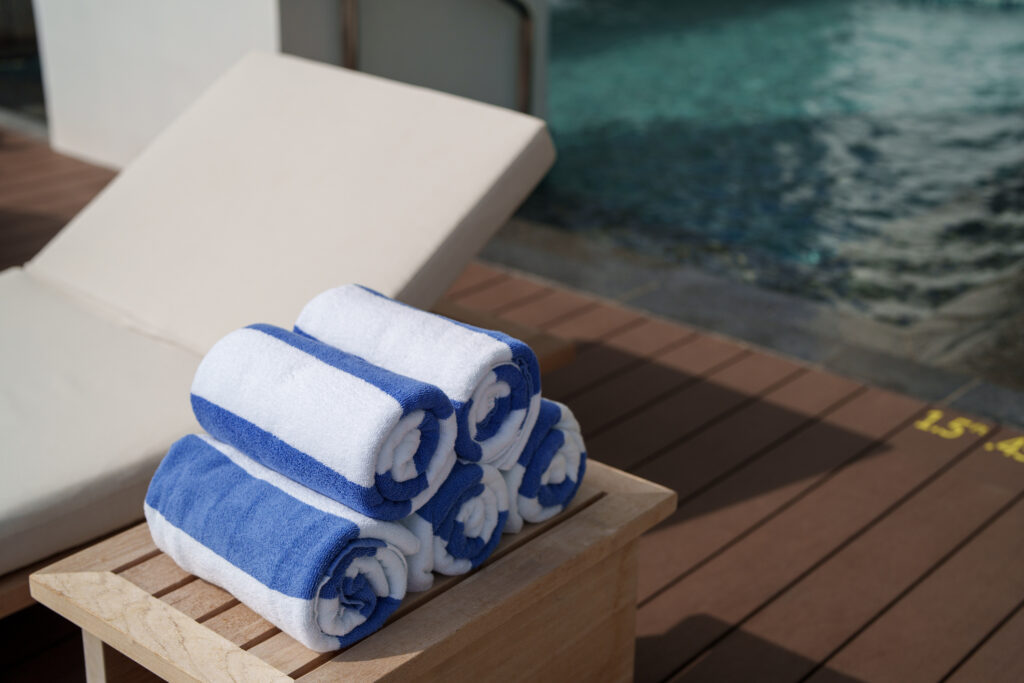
[{"x1": 3, "y1": 129, "x2": 1024, "y2": 682}]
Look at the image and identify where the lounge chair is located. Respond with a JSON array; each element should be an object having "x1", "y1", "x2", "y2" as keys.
[{"x1": 0, "y1": 52, "x2": 554, "y2": 615}]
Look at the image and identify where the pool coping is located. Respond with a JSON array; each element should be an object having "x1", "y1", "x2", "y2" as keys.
[{"x1": 482, "y1": 218, "x2": 1024, "y2": 429}]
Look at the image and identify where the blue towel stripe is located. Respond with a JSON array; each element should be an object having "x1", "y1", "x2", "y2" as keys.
[
  {"x1": 415, "y1": 462, "x2": 506, "y2": 567},
  {"x1": 518, "y1": 400, "x2": 587, "y2": 510},
  {"x1": 191, "y1": 395, "x2": 417, "y2": 521},
  {"x1": 249, "y1": 324, "x2": 453, "y2": 421},
  {"x1": 318, "y1": 542, "x2": 382, "y2": 600},
  {"x1": 451, "y1": 398, "x2": 482, "y2": 462},
  {"x1": 338, "y1": 596, "x2": 401, "y2": 646},
  {"x1": 301, "y1": 286, "x2": 539, "y2": 466},
  {"x1": 518, "y1": 399, "x2": 563, "y2": 467},
  {"x1": 146, "y1": 435, "x2": 362, "y2": 599}
]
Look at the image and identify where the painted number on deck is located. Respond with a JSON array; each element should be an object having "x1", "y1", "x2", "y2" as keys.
[
  {"x1": 914, "y1": 410, "x2": 990, "y2": 439},
  {"x1": 915, "y1": 409, "x2": 1024, "y2": 463},
  {"x1": 984, "y1": 437, "x2": 1024, "y2": 462}
]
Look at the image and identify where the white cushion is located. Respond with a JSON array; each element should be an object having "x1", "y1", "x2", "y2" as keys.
[
  {"x1": 1, "y1": 52, "x2": 553, "y2": 575},
  {"x1": 0, "y1": 269, "x2": 201, "y2": 575},
  {"x1": 28, "y1": 51, "x2": 555, "y2": 354}
]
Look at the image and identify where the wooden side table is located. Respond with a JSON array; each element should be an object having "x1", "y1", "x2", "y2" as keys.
[{"x1": 30, "y1": 461, "x2": 674, "y2": 682}]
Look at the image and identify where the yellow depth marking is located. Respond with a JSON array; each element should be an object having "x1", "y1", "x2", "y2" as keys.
[
  {"x1": 913, "y1": 409, "x2": 990, "y2": 440},
  {"x1": 913, "y1": 410, "x2": 1024, "y2": 462}
]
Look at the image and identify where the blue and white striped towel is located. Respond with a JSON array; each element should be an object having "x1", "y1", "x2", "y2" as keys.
[
  {"x1": 401, "y1": 461, "x2": 510, "y2": 591},
  {"x1": 190, "y1": 323, "x2": 457, "y2": 521},
  {"x1": 503, "y1": 399, "x2": 587, "y2": 534},
  {"x1": 145, "y1": 435, "x2": 419, "y2": 651},
  {"x1": 296, "y1": 284, "x2": 542, "y2": 470}
]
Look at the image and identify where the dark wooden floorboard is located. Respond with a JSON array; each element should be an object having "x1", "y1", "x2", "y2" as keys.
[
  {"x1": 0, "y1": 130, "x2": 113, "y2": 272},
  {"x1": 807, "y1": 432, "x2": 1024, "y2": 683},
  {"x1": 586, "y1": 352, "x2": 802, "y2": 472},
  {"x1": 442, "y1": 261, "x2": 508, "y2": 299},
  {"x1": 631, "y1": 369, "x2": 855, "y2": 503},
  {"x1": 501, "y1": 286, "x2": 597, "y2": 329},
  {"x1": 946, "y1": 596, "x2": 1024, "y2": 683},
  {"x1": 3, "y1": 127, "x2": 1021, "y2": 683},
  {"x1": 634, "y1": 390, "x2": 925, "y2": 682},
  {"x1": 665, "y1": 419, "x2": 1006, "y2": 683}
]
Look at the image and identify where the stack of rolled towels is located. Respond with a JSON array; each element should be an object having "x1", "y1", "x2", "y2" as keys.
[{"x1": 144, "y1": 284, "x2": 587, "y2": 652}]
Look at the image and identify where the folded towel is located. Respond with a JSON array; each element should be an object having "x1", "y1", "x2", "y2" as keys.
[
  {"x1": 190, "y1": 323, "x2": 457, "y2": 521},
  {"x1": 401, "y1": 462, "x2": 510, "y2": 591},
  {"x1": 503, "y1": 399, "x2": 587, "y2": 534},
  {"x1": 145, "y1": 434, "x2": 419, "y2": 652},
  {"x1": 296, "y1": 284, "x2": 541, "y2": 470}
]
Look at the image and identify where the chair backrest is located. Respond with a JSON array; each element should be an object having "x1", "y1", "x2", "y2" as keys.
[{"x1": 28, "y1": 51, "x2": 554, "y2": 353}]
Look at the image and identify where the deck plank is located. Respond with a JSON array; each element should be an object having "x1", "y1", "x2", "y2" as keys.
[
  {"x1": 202, "y1": 602, "x2": 278, "y2": 648},
  {"x1": 670, "y1": 423, "x2": 1012, "y2": 683},
  {"x1": 543, "y1": 301, "x2": 645, "y2": 341},
  {"x1": 498, "y1": 287, "x2": 596, "y2": 328},
  {"x1": 540, "y1": 316, "x2": 695, "y2": 400},
  {"x1": 0, "y1": 132, "x2": 114, "y2": 270},
  {"x1": 452, "y1": 274, "x2": 549, "y2": 313},
  {"x1": 587, "y1": 352, "x2": 802, "y2": 471},
  {"x1": 633, "y1": 388, "x2": 926, "y2": 683},
  {"x1": 119, "y1": 554, "x2": 192, "y2": 597},
  {"x1": 946, "y1": 600, "x2": 1024, "y2": 683},
  {"x1": 631, "y1": 370, "x2": 860, "y2": 503},
  {"x1": 567, "y1": 334, "x2": 748, "y2": 435},
  {"x1": 808, "y1": 431, "x2": 1024, "y2": 683},
  {"x1": 637, "y1": 394, "x2": 950, "y2": 682},
  {"x1": 442, "y1": 262, "x2": 506, "y2": 299},
  {"x1": 640, "y1": 386, "x2": 922, "y2": 572},
  {"x1": 163, "y1": 579, "x2": 237, "y2": 622}
]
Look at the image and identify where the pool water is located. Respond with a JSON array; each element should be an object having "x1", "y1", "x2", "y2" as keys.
[{"x1": 521, "y1": 0, "x2": 1024, "y2": 324}]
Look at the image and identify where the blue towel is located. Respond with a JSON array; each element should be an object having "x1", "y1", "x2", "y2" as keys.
[
  {"x1": 190, "y1": 324, "x2": 457, "y2": 521},
  {"x1": 144, "y1": 435, "x2": 419, "y2": 652},
  {"x1": 503, "y1": 399, "x2": 587, "y2": 533},
  {"x1": 295, "y1": 284, "x2": 541, "y2": 470},
  {"x1": 400, "y1": 461, "x2": 510, "y2": 591}
]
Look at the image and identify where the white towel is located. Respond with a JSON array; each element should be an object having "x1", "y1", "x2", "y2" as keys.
[
  {"x1": 145, "y1": 435, "x2": 419, "y2": 651},
  {"x1": 503, "y1": 399, "x2": 587, "y2": 534},
  {"x1": 401, "y1": 461, "x2": 510, "y2": 591},
  {"x1": 295, "y1": 285, "x2": 542, "y2": 470},
  {"x1": 190, "y1": 323, "x2": 457, "y2": 520}
]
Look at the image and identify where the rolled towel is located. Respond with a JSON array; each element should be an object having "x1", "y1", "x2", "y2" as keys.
[
  {"x1": 401, "y1": 461, "x2": 510, "y2": 591},
  {"x1": 295, "y1": 284, "x2": 541, "y2": 470},
  {"x1": 191, "y1": 323, "x2": 457, "y2": 521},
  {"x1": 145, "y1": 434, "x2": 419, "y2": 652},
  {"x1": 503, "y1": 399, "x2": 587, "y2": 534}
]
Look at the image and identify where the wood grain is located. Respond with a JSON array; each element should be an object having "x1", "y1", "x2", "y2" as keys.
[
  {"x1": 31, "y1": 571, "x2": 289, "y2": 682},
  {"x1": 247, "y1": 482, "x2": 606, "y2": 676},
  {"x1": 27, "y1": 461, "x2": 669, "y2": 682},
  {"x1": 301, "y1": 464, "x2": 673, "y2": 680},
  {"x1": 408, "y1": 542, "x2": 638, "y2": 683}
]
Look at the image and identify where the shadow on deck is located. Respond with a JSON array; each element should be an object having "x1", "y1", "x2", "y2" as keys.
[{"x1": 3, "y1": 128, "x2": 1024, "y2": 683}]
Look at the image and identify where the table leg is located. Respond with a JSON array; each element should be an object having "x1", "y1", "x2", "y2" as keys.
[{"x1": 82, "y1": 630, "x2": 160, "y2": 683}]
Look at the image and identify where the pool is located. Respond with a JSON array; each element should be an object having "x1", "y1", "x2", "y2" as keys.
[{"x1": 521, "y1": 0, "x2": 1024, "y2": 325}]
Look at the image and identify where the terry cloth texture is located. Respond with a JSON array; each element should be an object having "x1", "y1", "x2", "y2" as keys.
[
  {"x1": 400, "y1": 461, "x2": 510, "y2": 591},
  {"x1": 190, "y1": 324, "x2": 457, "y2": 521},
  {"x1": 503, "y1": 399, "x2": 587, "y2": 534},
  {"x1": 295, "y1": 284, "x2": 541, "y2": 470},
  {"x1": 145, "y1": 434, "x2": 419, "y2": 651}
]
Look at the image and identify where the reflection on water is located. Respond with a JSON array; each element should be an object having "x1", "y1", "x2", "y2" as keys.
[{"x1": 524, "y1": 0, "x2": 1024, "y2": 324}]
